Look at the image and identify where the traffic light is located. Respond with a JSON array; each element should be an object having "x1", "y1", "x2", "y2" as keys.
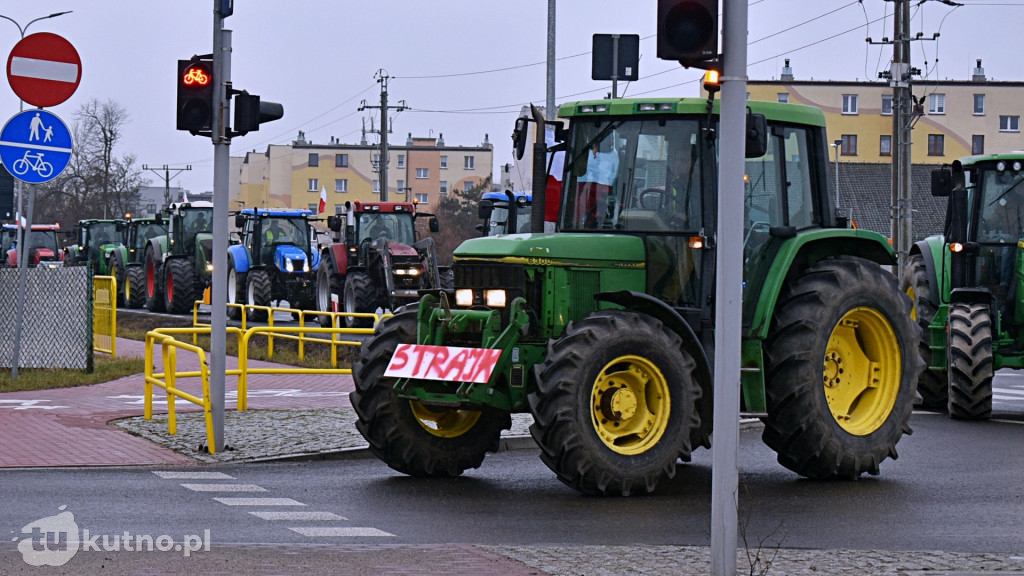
[
  {"x1": 177, "y1": 58, "x2": 214, "y2": 133},
  {"x1": 657, "y1": 0, "x2": 719, "y2": 69},
  {"x1": 232, "y1": 91, "x2": 284, "y2": 137}
]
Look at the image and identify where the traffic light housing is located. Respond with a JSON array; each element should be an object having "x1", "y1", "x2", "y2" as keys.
[
  {"x1": 657, "y1": 0, "x2": 719, "y2": 69},
  {"x1": 232, "y1": 91, "x2": 283, "y2": 137},
  {"x1": 176, "y1": 58, "x2": 214, "y2": 133}
]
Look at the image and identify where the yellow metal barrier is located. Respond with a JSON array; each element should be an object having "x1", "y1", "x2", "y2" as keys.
[
  {"x1": 93, "y1": 275, "x2": 117, "y2": 357},
  {"x1": 143, "y1": 322, "x2": 371, "y2": 453}
]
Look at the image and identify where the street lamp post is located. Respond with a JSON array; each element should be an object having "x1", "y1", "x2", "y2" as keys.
[{"x1": 832, "y1": 138, "x2": 843, "y2": 210}]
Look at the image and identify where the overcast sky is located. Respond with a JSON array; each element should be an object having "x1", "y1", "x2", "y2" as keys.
[{"x1": 1, "y1": 1, "x2": 1020, "y2": 196}]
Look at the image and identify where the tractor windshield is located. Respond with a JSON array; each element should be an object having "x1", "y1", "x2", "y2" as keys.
[
  {"x1": 976, "y1": 166, "x2": 1024, "y2": 242},
  {"x1": 359, "y1": 213, "x2": 415, "y2": 245},
  {"x1": 27, "y1": 229, "x2": 57, "y2": 252},
  {"x1": 487, "y1": 202, "x2": 532, "y2": 235},
  {"x1": 264, "y1": 217, "x2": 310, "y2": 251},
  {"x1": 89, "y1": 222, "x2": 119, "y2": 247}
]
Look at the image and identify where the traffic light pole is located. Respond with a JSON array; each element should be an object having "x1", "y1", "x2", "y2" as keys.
[{"x1": 208, "y1": 5, "x2": 231, "y2": 454}]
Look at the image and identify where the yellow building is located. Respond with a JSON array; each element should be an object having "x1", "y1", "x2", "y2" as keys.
[
  {"x1": 234, "y1": 132, "x2": 494, "y2": 213},
  {"x1": 747, "y1": 60, "x2": 1024, "y2": 164}
]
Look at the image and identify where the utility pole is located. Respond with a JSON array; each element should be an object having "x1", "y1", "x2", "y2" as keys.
[
  {"x1": 359, "y1": 71, "x2": 406, "y2": 202},
  {"x1": 546, "y1": 0, "x2": 556, "y2": 121},
  {"x1": 142, "y1": 164, "x2": 191, "y2": 210}
]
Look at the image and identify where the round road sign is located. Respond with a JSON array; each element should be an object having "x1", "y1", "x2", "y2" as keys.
[
  {"x1": 6, "y1": 32, "x2": 82, "y2": 108},
  {"x1": 0, "y1": 109, "x2": 73, "y2": 184}
]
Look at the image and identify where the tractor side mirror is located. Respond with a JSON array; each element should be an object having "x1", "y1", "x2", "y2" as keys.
[
  {"x1": 478, "y1": 199, "x2": 494, "y2": 220},
  {"x1": 744, "y1": 114, "x2": 768, "y2": 158},
  {"x1": 931, "y1": 167, "x2": 953, "y2": 197},
  {"x1": 234, "y1": 214, "x2": 246, "y2": 228},
  {"x1": 429, "y1": 216, "x2": 440, "y2": 233},
  {"x1": 513, "y1": 117, "x2": 529, "y2": 161},
  {"x1": 327, "y1": 215, "x2": 343, "y2": 232}
]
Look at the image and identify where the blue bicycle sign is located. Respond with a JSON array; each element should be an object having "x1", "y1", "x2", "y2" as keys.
[{"x1": 0, "y1": 109, "x2": 72, "y2": 184}]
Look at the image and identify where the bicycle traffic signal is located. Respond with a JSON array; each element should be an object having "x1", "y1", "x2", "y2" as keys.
[
  {"x1": 177, "y1": 58, "x2": 214, "y2": 133},
  {"x1": 657, "y1": 0, "x2": 719, "y2": 69}
]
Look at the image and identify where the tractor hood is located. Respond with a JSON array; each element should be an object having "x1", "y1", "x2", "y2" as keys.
[
  {"x1": 274, "y1": 244, "x2": 319, "y2": 272},
  {"x1": 453, "y1": 233, "x2": 647, "y2": 267},
  {"x1": 384, "y1": 241, "x2": 419, "y2": 258}
]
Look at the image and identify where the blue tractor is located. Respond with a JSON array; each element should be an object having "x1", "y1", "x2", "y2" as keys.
[
  {"x1": 478, "y1": 190, "x2": 532, "y2": 236},
  {"x1": 227, "y1": 208, "x2": 320, "y2": 321}
]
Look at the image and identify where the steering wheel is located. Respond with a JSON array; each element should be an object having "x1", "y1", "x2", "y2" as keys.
[{"x1": 637, "y1": 188, "x2": 669, "y2": 211}]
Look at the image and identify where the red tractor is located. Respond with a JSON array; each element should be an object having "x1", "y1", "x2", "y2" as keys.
[
  {"x1": 315, "y1": 200, "x2": 450, "y2": 328},
  {"x1": 2, "y1": 223, "x2": 64, "y2": 268}
]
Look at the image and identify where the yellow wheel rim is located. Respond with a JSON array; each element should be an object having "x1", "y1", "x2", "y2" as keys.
[
  {"x1": 590, "y1": 355, "x2": 671, "y2": 455},
  {"x1": 905, "y1": 285, "x2": 917, "y2": 322},
  {"x1": 823, "y1": 307, "x2": 901, "y2": 435},
  {"x1": 410, "y1": 401, "x2": 481, "y2": 438}
]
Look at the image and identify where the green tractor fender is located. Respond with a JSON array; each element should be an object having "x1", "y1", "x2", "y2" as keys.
[
  {"x1": 746, "y1": 228, "x2": 897, "y2": 341},
  {"x1": 910, "y1": 235, "x2": 946, "y2": 308}
]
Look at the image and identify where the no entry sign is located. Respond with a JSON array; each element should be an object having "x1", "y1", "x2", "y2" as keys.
[{"x1": 7, "y1": 32, "x2": 82, "y2": 108}]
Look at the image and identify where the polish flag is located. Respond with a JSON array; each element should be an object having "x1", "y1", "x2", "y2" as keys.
[{"x1": 318, "y1": 186, "x2": 327, "y2": 214}]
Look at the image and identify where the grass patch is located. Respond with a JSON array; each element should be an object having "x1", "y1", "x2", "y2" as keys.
[{"x1": 0, "y1": 356, "x2": 146, "y2": 393}]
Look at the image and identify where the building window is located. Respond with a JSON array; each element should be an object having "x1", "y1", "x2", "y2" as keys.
[
  {"x1": 335, "y1": 179, "x2": 348, "y2": 193},
  {"x1": 396, "y1": 180, "x2": 405, "y2": 194},
  {"x1": 842, "y1": 94, "x2": 858, "y2": 115},
  {"x1": 416, "y1": 168, "x2": 429, "y2": 179},
  {"x1": 464, "y1": 156, "x2": 475, "y2": 170},
  {"x1": 881, "y1": 94, "x2": 893, "y2": 116},
  {"x1": 308, "y1": 153, "x2": 319, "y2": 167},
  {"x1": 415, "y1": 193, "x2": 429, "y2": 204},
  {"x1": 336, "y1": 153, "x2": 348, "y2": 167},
  {"x1": 373, "y1": 180, "x2": 380, "y2": 194},
  {"x1": 880, "y1": 135, "x2": 892, "y2": 157},
  {"x1": 972, "y1": 135, "x2": 985, "y2": 155},
  {"x1": 440, "y1": 181, "x2": 448, "y2": 195},
  {"x1": 841, "y1": 134, "x2": 857, "y2": 156},
  {"x1": 397, "y1": 154, "x2": 405, "y2": 168},
  {"x1": 928, "y1": 134, "x2": 945, "y2": 156},
  {"x1": 928, "y1": 93, "x2": 945, "y2": 114},
  {"x1": 440, "y1": 155, "x2": 448, "y2": 169},
  {"x1": 308, "y1": 203, "x2": 317, "y2": 212},
  {"x1": 308, "y1": 178, "x2": 319, "y2": 192},
  {"x1": 1000, "y1": 115, "x2": 1020, "y2": 132},
  {"x1": 777, "y1": 93, "x2": 789, "y2": 104},
  {"x1": 973, "y1": 94, "x2": 986, "y2": 115}
]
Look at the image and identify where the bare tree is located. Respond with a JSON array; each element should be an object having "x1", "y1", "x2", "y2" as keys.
[
  {"x1": 33, "y1": 98, "x2": 148, "y2": 231},
  {"x1": 430, "y1": 176, "x2": 492, "y2": 265}
]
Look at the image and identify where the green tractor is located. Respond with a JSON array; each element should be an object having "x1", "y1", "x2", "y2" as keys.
[
  {"x1": 351, "y1": 93, "x2": 922, "y2": 495},
  {"x1": 105, "y1": 214, "x2": 168, "y2": 308},
  {"x1": 142, "y1": 201, "x2": 214, "y2": 314},
  {"x1": 903, "y1": 153, "x2": 1024, "y2": 420},
  {"x1": 65, "y1": 218, "x2": 124, "y2": 273}
]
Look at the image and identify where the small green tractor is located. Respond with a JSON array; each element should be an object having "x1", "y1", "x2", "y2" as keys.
[
  {"x1": 65, "y1": 218, "x2": 124, "y2": 273},
  {"x1": 903, "y1": 153, "x2": 1024, "y2": 420},
  {"x1": 106, "y1": 215, "x2": 168, "y2": 308},
  {"x1": 142, "y1": 201, "x2": 214, "y2": 314},
  {"x1": 351, "y1": 91, "x2": 922, "y2": 495}
]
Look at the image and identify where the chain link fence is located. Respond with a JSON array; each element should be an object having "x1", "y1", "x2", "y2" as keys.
[{"x1": 0, "y1": 266, "x2": 92, "y2": 370}]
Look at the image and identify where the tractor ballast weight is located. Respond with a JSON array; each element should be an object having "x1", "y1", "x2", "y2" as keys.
[
  {"x1": 903, "y1": 153, "x2": 1024, "y2": 420},
  {"x1": 315, "y1": 200, "x2": 450, "y2": 328},
  {"x1": 226, "y1": 207, "x2": 321, "y2": 321},
  {"x1": 142, "y1": 201, "x2": 214, "y2": 314},
  {"x1": 351, "y1": 96, "x2": 922, "y2": 496}
]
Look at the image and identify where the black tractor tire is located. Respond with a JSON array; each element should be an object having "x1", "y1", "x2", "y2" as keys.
[
  {"x1": 144, "y1": 247, "x2": 165, "y2": 312},
  {"x1": 163, "y1": 258, "x2": 197, "y2": 315},
  {"x1": 350, "y1": 307, "x2": 511, "y2": 477},
  {"x1": 344, "y1": 271, "x2": 377, "y2": 328},
  {"x1": 246, "y1": 269, "x2": 272, "y2": 322},
  {"x1": 109, "y1": 255, "x2": 126, "y2": 307},
  {"x1": 947, "y1": 302, "x2": 994, "y2": 420},
  {"x1": 529, "y1": 309, "x2": 701, "y2": 496},
  {"x1": 762, "y1": 256, "x2": 920, "y2": 480},
  {"x1": 900, "y1": 253, "x2": 947, "y2": 410},
  {"x1": 316, "y1": 259, "x2": 344, "y2": 328},
  {"x1": 226, "y1": 255, "x2": 246, "y2": 321},
  {"x1": 125, "y1": 266, "x2": 146, "y2": 309}
]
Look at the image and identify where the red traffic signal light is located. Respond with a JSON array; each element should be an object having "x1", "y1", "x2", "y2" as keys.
[
  {"x1": 177, "y1": 59, "x2": 214, "y2": 133},
  {"x1": 657, "y1": 0, "x2": 719, "y2": 68}
]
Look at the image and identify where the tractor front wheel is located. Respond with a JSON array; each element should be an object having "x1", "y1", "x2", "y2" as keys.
[
  {"x1": 350, "y1": 307, "x2": 511, "y2": 477},
  {"x1": 144, "y1": 247, "x2": 165, "y2": 312},
  {"x1": 763, "y1": 256, "x2": 920, "y2": 479},
  {"x1": 125, "y1": 266, "x2": 146, "y2": 309},
  {"x1": 109, "y1": 255, "x2": 126, "y2": 307},
  {"x1": 227, "y1": 255, "x2": 246, "y2": 321},
  {"x1": 947, "y1": 302, "x2": 994, "y2": 420},
  {"x1": 163, "y1": 258, "x2": 196, "y2": 314},
  {"x1": 316, "y1": 259, "x2": 344, "y2": 328},
  {"x1": 343, "y1": 271, "x2": 377, "y2": 328},
  {"x1": 529, "y1": 310, "x2": 700, "y2": 496},
  {"x1": 246, "y1": 269, "x2": 272, "y2": 322}
]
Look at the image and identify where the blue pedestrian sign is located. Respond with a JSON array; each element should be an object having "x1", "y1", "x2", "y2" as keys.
[{"x1": 0, "y1": 109, "x2": 73, "y2": 184}]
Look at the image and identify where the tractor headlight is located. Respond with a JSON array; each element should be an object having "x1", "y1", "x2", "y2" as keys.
[
  {"x1": 455, "y1": 289, "x2": 474, "y2": 307},
  {"x1": 303, "y1": 259, "x2": 310, "y2": 273},
  {"x1": 484, "y1": 289, "x2": 507, "y2": 308},
  {"x1": 285, "y1": 259, "x2": 294, "y2": 273},
  {"x1": 394, "y1": 268, "x2": 421, "y2": 276}
]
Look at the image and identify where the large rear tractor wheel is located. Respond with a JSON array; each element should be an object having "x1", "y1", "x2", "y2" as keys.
[
  {"x1": 529, "y1": 310, "x2": 701, "y2": 496},
  {"x1": 125, "y1": 266, "x2": 146, "y2": 309},
  {"x1": 343, "y1": 271, "x2": 377, "y2": 328},
  {"x1": 763, "y1": 256, "x2": 920, "y2": 479},
  {"x1": 246, "y1": 269, "x2": 272, "y2": 322},
  {"x1": 350, "y1": 307, "x2": 511, "y2": 477},
  {"x1": 163, "y1": 258, "x2": 196, "y2": 315},
  {"x1": 316, "y1": 259, "x2": 344, "y2": 328},
  {"x1": 226, "y1": 255, "x2": 246, "y2": 321},
  {"x1": 144, "y1": 247, "x2": 165, "y2": 312},
  {"x1": 947, "y1": 302, "x2": 993, "y2": 420},
  {"x1": 900, "y1": 253, "x2": 947, "y2": 410}
]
